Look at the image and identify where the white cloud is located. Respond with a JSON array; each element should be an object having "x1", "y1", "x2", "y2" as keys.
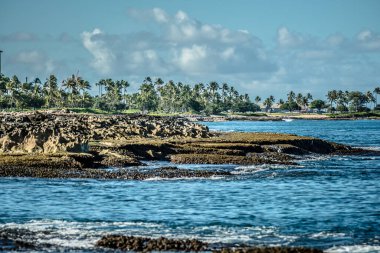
[
  {"x1": 176, "y1": 44, "x2": 209, "y2": 74},
  {"x1": 152, "y1": 8, "x2": 169, "y2": 23},
  {"x1": 81, "y1": 28, "x2": 115, "y2": 75},
  {"x1": 79, "y1": 8, "x2": 275, "y2": 80},
  {"x1": 72, "y1": 9, "x2": 380, "y2": 99},
  {"x1": 277, "y1": 27, "x2": 304, "y2": 48},
  {"x1": 356, "y1": 30, "x2": 380, "y2": 50}
]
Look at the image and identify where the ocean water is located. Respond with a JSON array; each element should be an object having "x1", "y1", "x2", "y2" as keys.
[{"x1": 0, "y1": 120, "x2": 379, "y2": 252}]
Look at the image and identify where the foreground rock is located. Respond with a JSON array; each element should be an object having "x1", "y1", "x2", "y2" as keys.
[
  {"x1": 0, "y1": 166, "x2": 231, "y2": 180},
  {"x1": 0, "y1": 111, "x2": 378, "y2": 179},
  {"x1": 96, "y1": 235, "x2": 323, "y2": 253}
]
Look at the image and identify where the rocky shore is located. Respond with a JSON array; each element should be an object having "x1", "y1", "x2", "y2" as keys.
[
  {"x1": 0, "y1": 232, "x2": 322, "y2": 253},
  {"x1": 96, "y1": 235, "x2": 323, "y2": 253},
  {"x1": 0, "y1": 111, "x2": 377, "y2": 180}
]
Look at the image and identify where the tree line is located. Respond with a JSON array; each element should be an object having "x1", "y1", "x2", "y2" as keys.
[
  {"x1": 0, "y1": 74, "x2": 257, "y2": 114},
  {"x1": 0, "y1": 73, "x2": 379, "y2": 114}
]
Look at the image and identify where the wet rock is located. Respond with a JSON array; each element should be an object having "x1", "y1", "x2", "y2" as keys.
[
  {"x1": 96, "y1": 235, "x2": 209, "y2": 252},
  {"x1": 0, "y1": 165, "x2": 231, "y2": 180},
  {"x1": 262, "y1": 144, "x2": 309, "y2": 155},
  {"x1": 170, "y1": 153, "x2": 296, "y2": 165},
  {"x1": 96, "y1": 235, "x2": 323, "y2": 253}
]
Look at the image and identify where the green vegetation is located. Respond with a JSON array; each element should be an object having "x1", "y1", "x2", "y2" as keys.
[
  {"x1": 0, "y1": 73, "x2": 379, "y2": 116},
  {"x1": 328, "y1": 111, "x2": 380, "y2": 118},
  {"x1": 0, "y1": 74, "x2": 258, "y2": 115}
]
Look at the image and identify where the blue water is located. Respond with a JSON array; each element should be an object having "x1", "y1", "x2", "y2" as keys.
[{"x1": 0, "y1": 120, "x2": 379, "y2": 252}]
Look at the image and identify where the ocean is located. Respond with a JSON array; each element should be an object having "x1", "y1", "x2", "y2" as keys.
[{"x1": 1, "y1": 119, "x2": 379, "y2": 252}]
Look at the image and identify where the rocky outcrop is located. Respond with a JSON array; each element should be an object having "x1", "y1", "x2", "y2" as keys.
[
  {"x1": 0, "y1": 111, "x2": 377, "y2": 175},
  {"x1": 96, "y1": 235, "x2": 208, "y2": 252},
  {"x1": 0, "y1": 112, "x2": 209, "y2": 155},
  {"x1": 0, "y1": 112, "x2": 90, "y2": 153},
  {"x1": 96, "y1": 235, "x2": 323, "y2": 253}
]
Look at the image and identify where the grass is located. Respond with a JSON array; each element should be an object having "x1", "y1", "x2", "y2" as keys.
[
  {"x1": 328, "y1": 111, "x2": 380, "y2": 118},
  {"x1": 230, "y1": 112, "x2": 268, "y2": 117}
]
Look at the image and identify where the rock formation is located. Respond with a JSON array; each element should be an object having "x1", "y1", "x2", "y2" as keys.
[{"x1": 0, "y1": 111, "x2": 377, "y2": 178}]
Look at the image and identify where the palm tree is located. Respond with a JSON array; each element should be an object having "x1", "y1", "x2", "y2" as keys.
[
  {"x1": 77, "y1": 78, "x2": 91, "y2": 108},
  {"x1": 43, "y1": 74, "x2": 59, "y2": 108},
  {"x1": 296, "y1": 93, "x2": 303, "y2": 108},
  {"x1": 302, "y1": 93, "x2": 313, "y2": 111},
  {"x1": 326, "y1": 90, "x2": 338, "y2": 113},
  {"x1": 221, "y1": 83, "x2": 229, "y2": 105},
  {"x1": 6, "y1": 75, "x2": 20, "y2": 108},
  {"x1": 143, "y1": 76, "x2": 152, "y2": 85},
  {"x1": 255, "y1": 96, "x2": 261, "y2": 104},
  {"x1": 287, "y1": 91, "x2": 295, "y2": 103},
  {"x1": 119, "y1": 80, "x2": 130, "y2": 106},
  {"x1": 208, "y1": 81, "x2": 219, "y2": 103},
  {"x1": 287, "y1": 91, "x2": 296, "y2": 111},
  {"x1": 139, "y1": 82, "x2": 158, "y2": 112},
  {"x1": 263, "y1": 96, "x2": 275, "y2": 112},
  {"x1": 154, "y1": 78, "x2": 164, "y2": 90},
  {"x1": 366, "y1": 90, "x2": 376, "y2": 109},
  {"x1": 62, "y1": 74, "x2": 78, "y2": 107},
  {"x1": 95, "y1": 79, "x2": 106, "y2": 97}
]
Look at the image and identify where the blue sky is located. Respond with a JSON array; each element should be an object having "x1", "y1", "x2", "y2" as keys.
[{"x1": 1, "y1": 0, "x2": 380, "y2": 99}]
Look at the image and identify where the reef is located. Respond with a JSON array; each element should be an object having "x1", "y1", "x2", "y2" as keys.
[{"x1": 0, "y1": 111, "x2": 376, "y2": 180}]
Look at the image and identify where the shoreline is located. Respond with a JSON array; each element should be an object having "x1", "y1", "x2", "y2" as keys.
[{"x1": 185, "y1": 114, "x2": 380, "y2": 122}]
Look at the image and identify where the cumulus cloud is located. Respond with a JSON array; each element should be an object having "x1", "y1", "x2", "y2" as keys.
[
  {"x1": 5, "y1": 8, "x2": 378, "y2": 100},
  {"x1": 269, "y1": 27, "x2": 380, "y2": 97},
  {"x1": 77, "y1": 9, "x2": 380, "y2": 98},
  {"x1": 81, "y1": 8, "x2": 276, "y2": 80},
  {"x1": 277, "y1": 27, "x2": 305, "y2": 48},
  {"x1": 81, "y1": 28, "x2": 115, "y2": 75}
]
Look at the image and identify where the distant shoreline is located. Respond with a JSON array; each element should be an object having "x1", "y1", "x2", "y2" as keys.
[{"x1": 186, "y1": 114, "x2": 380, "y2": 122}]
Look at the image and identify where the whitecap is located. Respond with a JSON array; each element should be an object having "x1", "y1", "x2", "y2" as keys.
[
  {"x1": 143, "y1": 175, "x2": 225, "y2": 181},
  {"x1": 326, "y1": 245, "x2": 380, "y2": 253},
  {"x1": 309, "y1": 231, "x2": 346, "y2": 239}
]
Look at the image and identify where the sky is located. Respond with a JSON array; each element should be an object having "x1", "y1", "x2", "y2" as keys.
[{"x1": 1, "y1": 0, "x2": 380, "y2": 100}]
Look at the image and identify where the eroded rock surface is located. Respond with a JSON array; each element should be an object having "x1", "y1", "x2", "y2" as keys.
[{"x1": 0, "y1": 111, "x2": 208, "y2": 154}]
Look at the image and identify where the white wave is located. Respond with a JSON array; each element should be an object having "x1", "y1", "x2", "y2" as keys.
[
  {"x1": 231, "y1": 167, "x2": 269, "y2": 175},
  {"x1": 189, "y1": 225, "x2": 298, "y2": 244},
  {"x1": 143, "y1": 175, "x2": 225, "y2": 181},
  {"x1": 0, "y1": 220, "x2": 300, "y2": 248},
  {"x1": 232, "y1": 164, "x2": 292, "y2": 175},
  {"x1": 309, "y1": 231, "x2": 346, "y2": 239},
  {"x1": 326, "y1": 245, "x2": 380, "y2": 253},
  {"x1": 356, "y1": 146, "x2": 380, "y2": 151},
  {"x1": 0, "y1": 219, "x2": 163, "y2": 249}
]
